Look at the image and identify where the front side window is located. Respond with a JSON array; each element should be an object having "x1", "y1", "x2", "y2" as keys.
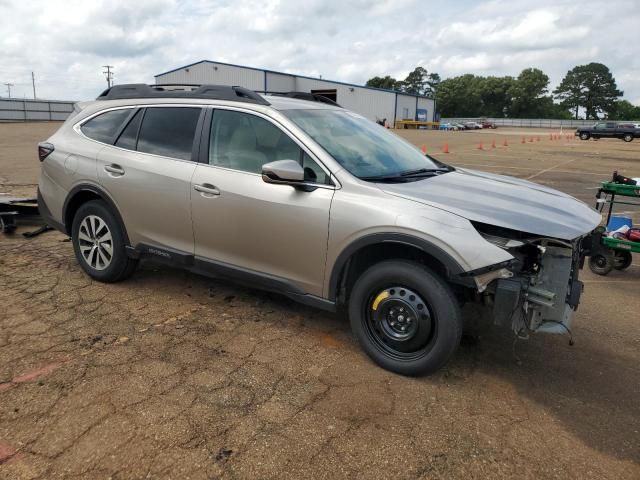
[
  {"x1": 137, "y1": 107, "x2": 201, "y2": 161},
  {"x1": 284, "y1": 109, "x2": 443, "y2": 179},
  {"x1": 80, "y1": 108, "x2": 132, "y2": 143},
  {"x1": 209, "y1": 109, "x2": 330, "y2": 184}
]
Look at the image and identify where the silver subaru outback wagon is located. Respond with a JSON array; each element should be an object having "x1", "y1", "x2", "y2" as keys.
[{"x1": 37, "y1": 84, "x2": 601, "y2": 376}]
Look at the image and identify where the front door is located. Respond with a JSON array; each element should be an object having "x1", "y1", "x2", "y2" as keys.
[
  {"x1": 190, "y1": 108, "x2": 334, "y2": 296},
  {"x1": 97, "y1": 106, "x2": 202, "y2": 252}
]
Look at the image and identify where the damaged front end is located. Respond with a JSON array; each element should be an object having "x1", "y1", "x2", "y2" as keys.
[{"x1": 471, "y1": 223, "x2": 591, "y2": 337}]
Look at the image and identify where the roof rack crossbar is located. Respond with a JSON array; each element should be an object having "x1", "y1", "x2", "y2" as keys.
[{"x1": 96, "y1": 83, "x2": 270, "y2": 105}]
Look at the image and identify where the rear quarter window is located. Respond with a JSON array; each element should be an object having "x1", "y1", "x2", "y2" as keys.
[{"x1": 80, "y1": 109, "x2": 132, "y2": 143}]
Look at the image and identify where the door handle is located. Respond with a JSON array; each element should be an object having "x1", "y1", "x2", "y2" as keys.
[
  {"x1": 194, "y1": 183, "x2": 220, "y2": 196},
  {"x1": 104, "y1": 164, "x2": 125, "y2": 176}
]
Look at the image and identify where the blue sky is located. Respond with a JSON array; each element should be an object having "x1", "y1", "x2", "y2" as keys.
[{"x1": 1, "y1": 0, "x2": 639, "y2": 104}]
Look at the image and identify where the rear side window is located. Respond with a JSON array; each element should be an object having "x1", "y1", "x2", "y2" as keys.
[
  {"x1": 115, "y1": 109, "x2": 143, "y2": 150},
  {"x1": 80, "y1": 109, "x2": 132, "y2": 143},
  {"x1": 137, "y1": 107, "x2": 201, "y2": 161}
]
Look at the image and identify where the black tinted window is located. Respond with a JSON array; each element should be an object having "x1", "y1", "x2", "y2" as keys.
[
  {"x1": 81, "y1": 109, "x2": 131, "y2": 143},
  {"x1": 137, "y1": 107, "x2": 201, "y2": 161},
  {"x1": 115, "y1": 109, "x2": 142, "y2": 150}
]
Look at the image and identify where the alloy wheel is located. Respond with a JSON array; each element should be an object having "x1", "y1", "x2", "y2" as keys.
[{"x1": 78, "y1": 214, "x2": 113, "y2": 270}]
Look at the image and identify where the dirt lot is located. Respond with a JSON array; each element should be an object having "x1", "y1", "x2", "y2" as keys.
[{"x1": 1, "y1": 122, "x2": 639, "y2": 479}]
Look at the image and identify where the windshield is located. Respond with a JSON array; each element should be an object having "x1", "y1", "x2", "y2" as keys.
[{"x1": 283, "y1": 109, "x2": 445, "y2": 179}]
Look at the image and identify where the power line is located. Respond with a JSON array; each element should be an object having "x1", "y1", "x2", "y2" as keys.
[
  {"x1": 102, "y1": 65, "x2": 114, "y2": 88},
  {"x1": 4, "y1": 83, "x2": 13, "y2": 98}
]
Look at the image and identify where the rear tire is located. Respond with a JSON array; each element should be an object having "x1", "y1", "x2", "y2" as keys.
[
  {"x1": 589, "y1": 253, "x2": 614, "y2": 276},
  {"x1": 348, "y1": 260, "x2": 462, "y2": 376},
  {"x1": 623, "y1": 133, "x2": 633, "y2": 142},
  {"x1": 71, "y1": 200, "x2": 137, "y2": 282},
  {"x1": 579, "y1": 132, "x2": 590, "y2": 140},
  {"x1": 613, "y1": 250, "x2": 633, "y2": 270}
]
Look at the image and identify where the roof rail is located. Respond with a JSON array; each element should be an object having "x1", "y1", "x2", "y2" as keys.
[
  {"x1": 96, "y1": 83, "x2": 270, "y2": 105},
  {"x1": 265, "y1": 91, "x2": 342, "y2": 107}
]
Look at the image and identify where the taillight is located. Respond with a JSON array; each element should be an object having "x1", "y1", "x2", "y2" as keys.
[{"x1": 38, "y1": 142, "x2": 54, "y2": 162}]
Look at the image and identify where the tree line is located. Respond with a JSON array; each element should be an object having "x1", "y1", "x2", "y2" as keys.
[{"x1": 366, "y1": 63, "x2": 640, "y2": 120}]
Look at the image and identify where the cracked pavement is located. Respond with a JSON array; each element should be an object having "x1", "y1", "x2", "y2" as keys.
[{"x1": 1, "y1": 123, "x2": 639, "y2": 479}]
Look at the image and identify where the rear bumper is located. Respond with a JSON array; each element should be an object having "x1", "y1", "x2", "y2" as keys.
[{"x1": 37, "y1": 187, "x2": 66, "y2": 234}]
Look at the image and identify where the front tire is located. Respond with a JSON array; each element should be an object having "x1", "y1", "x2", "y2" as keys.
[
  {"x1": 348, "y1": 260, "x2": 462, "y2": 376},
  {"x1": 623, "y1": 133, "x2": 633, "y2": 142},
  {"x1": 71, "y1": 200, "x2": 137, "y2": 282},
  {"x1": 579, "y1": 132, "x2": 590, "y2": 140}
]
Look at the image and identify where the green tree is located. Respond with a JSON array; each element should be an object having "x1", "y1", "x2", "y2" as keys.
[
  {"x1": 607, "y1": 100, "x2": 640, "y2": 120},
  {"x1": 478, "y1": 76, "x2": 515, "y2": 117},
  {"x1": 402, "y1": 66, "x2": 429, "y2": 95},
  {"x1": 425, "y1": 72, "x2": 441, "y2": 97},
  {"x1": 553, "y1": 63, "x2": 623, "y2": 119},
  {"x1": 436, "y1": 74, "x2": 483, "y2": 117},
  {"x1": 509, "y1": 68, "x2": 551, "y2": 118},
  {"x1": 365, "y1": 75, "x2": 402, "y2": 91}
]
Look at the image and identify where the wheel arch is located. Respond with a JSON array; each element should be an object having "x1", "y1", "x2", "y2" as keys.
[
  {"x1": 62, "y1": 184, "x2": 130, "y2": 244},
  {"x1": 327, "y1": 233, "x2": 474, "y2": 303}
]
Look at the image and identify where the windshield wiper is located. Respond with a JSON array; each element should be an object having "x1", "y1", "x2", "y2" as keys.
[
  {"x1": 399, "y1": 167, "x2": 449, "y2": 177},
  {"x1": 358, "y1": 174, "x2": 412, "y2": 183},
  {"x1": 359, "y1": 168, "x2": 450, "y2": 183}
]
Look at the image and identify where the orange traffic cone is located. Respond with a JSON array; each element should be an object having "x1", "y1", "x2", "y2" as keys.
[
  {"x1": 478, "y1": 142, "x2": 484, "y2": 150},
  {"x1": 503, "y1": 139, "x2": 508, "y2": 147},
  {"x1": 521, "y1": 137, "x2": 526, "y2": 144},
  {"x1": 549, "y1": 133, "x2": 553, "y2": 140},
  {"x1": 442, "y1": 143, "x2": 449, "y2": 154},
  {"x1": 491, "y1": 140, "x2": 496, "y2": 148},
  {"x1": 536, "y1": 136, "x2": 540, "y2": 142},
  {"x1": 528, "y1": 137, "x2": 534, "y2": 143},
  {"x1": 421, "y1": 144, "x2": 427, "y2": 153}
]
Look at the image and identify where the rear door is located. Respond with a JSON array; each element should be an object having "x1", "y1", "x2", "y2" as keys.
[
  {"x1": 190, "y1": 107, "x2": 335, "y2": 296},
  {"x1": 97, "y1": 105, "x2": 203, "y2": 253},
  {"x1": 605, "y1": 122, "x2": 617, "y2": 137}
]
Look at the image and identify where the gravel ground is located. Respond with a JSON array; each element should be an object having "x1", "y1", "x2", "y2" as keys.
[{"x1": 0, "y1": 122, "x2": 638, "y2": 479}]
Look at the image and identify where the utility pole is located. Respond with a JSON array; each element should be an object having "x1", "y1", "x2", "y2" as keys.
[
  {"x1": 4, "y1": 83, "x2": 13, "y2": 98},
  {"x1": 31, "y1": 72, "x2": 36, "y2": 99},
  {"x1": 102, "y1": 65, "x2": 114, "y2": 88}
]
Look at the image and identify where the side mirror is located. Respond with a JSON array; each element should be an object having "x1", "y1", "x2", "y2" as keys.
[{"x1": 262, "y1": 159, "x2": 305, "y2": 184}]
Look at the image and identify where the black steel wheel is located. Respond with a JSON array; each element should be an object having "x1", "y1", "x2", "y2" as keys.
[
  {"x1": 613, "y1": 250, "x2": 633, "y2": 270},
  {"x1": 589, "y1": 253, "x2": 614, "y2": 276},
  {"x1": 348, "y1": 260, "x2": 462, "y2": 376},
  {"x1": 364, "y1": 286, "x2": 434, "y2": 361},
  {"x1": 579, "y1": 132, "x2": 590, "y2": 140}
]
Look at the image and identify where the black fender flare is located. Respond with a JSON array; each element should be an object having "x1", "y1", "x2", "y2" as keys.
[
  {"x1": 327, "y1": 233, "x2": 473, "y2": 300},
  {"x1": 62, "y1": 183, "x2": 130, "y2": 244}
]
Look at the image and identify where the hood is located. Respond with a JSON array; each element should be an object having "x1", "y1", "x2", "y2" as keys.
[{"x1": 381, "y1": 168, "x2": 602, "y2": 240}]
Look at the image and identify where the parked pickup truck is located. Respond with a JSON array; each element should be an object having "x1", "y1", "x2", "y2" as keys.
[{"x1": 575, "y1": 122, "x2": 640, "y2": 142}]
